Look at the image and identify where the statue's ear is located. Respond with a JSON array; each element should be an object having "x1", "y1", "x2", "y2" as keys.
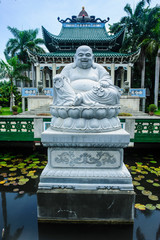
[
  {"x1": 92, "y1": 56, "x2": 96, "y2": 69},
  {"x1": 72, "y1": 54, "x2": 77, "y2": 68}
]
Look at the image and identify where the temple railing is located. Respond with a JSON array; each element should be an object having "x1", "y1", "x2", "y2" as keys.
[{"x1": 0, "y1": 116, "x2": 160, "y2": 143}]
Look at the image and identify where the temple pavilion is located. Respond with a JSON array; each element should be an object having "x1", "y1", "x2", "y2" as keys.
[{"x1": 27, "y1": 7, "x2": 140, "y2": 90}]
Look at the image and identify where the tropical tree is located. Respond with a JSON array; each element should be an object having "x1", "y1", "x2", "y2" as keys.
[
  {"x1": 0, "y1": 57, "x2": 30, "y2": 110},
  {"x1": 109, "y1": 0, "x2": 160, "y2": 107},
  {"x1": 4, "y1": 27, "x2": 45, "y2": 63}
]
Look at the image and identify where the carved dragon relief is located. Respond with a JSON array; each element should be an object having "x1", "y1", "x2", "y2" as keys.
[{"x1": 54, "y1": 151, "x2": 118, "y2": 167}]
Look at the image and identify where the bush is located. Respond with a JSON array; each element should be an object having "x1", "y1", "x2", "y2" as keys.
[
  {"x1": 118, "y1": 112, "x2": 132, "y2": 116},
  {"x1": 12, "y1": 105, "x2": 18, "y2": 112},
  {"x1": 18, "y1": 102, "x2": 22, "y2": 107},
  {"x1": 148, "y1": 104, "x2": 157, "y2": 113},
  {"x1": 0, "y1": 97, "x2": 9, "y2": 107}
]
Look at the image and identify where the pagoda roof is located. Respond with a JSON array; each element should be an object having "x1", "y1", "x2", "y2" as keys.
[
  {"x1": 27, "y1": 48, "x2": 140, "y2": 64},
  {"x1": 42, "y1": 26, "x2": 125, "y2": 52}
]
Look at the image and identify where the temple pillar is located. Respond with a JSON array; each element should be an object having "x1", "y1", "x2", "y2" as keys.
[
  {"x1": 36, "y1": 64, "x2": 40, "y2": 88},
  {"x1": 43, "y1": 70, "x2": 46, "y2": 88},
  {"x1": 52, "y1": 63, "x2": 56, "y2": 87},
  {"x1": 120, "y1": 68, "x2": 125, "y2": 88},
  {"x1": 127, "y1": 64, "x2": 131, "y2": 88},
  {"x1": 111, "y1": 63, "x2": 115, "y2": 85}
]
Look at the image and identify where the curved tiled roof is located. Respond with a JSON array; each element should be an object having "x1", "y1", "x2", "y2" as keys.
[
  {"x1": 42, "y1": 25, "x2": 125, "y2": 42},
  {"x1": 42, "y1": 26, "x2": 125, "y2": 53}
]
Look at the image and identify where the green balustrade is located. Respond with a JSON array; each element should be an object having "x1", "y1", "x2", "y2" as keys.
[
  {"x1": 0, "y1": 118, "x2": 34, "y2": 141},
  {"x1": 0, "y1": 117, "x2": 160, "y2": 143}
]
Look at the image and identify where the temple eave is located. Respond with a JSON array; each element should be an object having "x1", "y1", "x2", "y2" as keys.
[{"x1": 27, "y1": 48, "x2": 140, "y2": 64}]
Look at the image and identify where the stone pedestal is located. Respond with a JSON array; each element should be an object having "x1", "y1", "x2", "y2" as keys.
[{"x1": 37, "y1": 128, "x2": 135, "y2": 223}]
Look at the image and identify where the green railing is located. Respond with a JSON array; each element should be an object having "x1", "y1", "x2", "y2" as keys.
[
  {"x1": 0, "y1": 117, "x2": 34, "y2": 141},
  {"x1": 0, "y1": 117, "x2": 160, "y2": 143},
  {"x1": 134, "y1": 119, "x2": 160, "y2": 143}
]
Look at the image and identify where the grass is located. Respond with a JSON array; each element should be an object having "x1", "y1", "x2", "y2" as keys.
[
  {"x1": 0, "y1": 107, "x2": 22, "y2": 115},
  {"x1": 154, "y1": 107, "x2": 160, "y2": 116}
]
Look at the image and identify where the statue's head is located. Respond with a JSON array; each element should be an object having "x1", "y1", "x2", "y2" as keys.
[
  {"x1": 53, "y1": 74, "x2": 65, "y2": 89},
  {"x1": 73, "y1": 45, "x2": 95, "y2": 69}
]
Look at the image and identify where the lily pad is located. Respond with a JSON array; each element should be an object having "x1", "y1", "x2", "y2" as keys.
[
  {"x1": 19, "y1": 191, "x2": 25, "y2": 194},
  {"x1": 134, "y1": 177, "x2": 141, "y2": 181},
  {"x1": 146, "y1": 204, "x2": 156, "y2": 210},
  {"x1": 146, "y1": 180, "x2": 154, "y2": 183},
  {"x1": 135, "y1": 203, "x2": 146, "y2": 210},
  {"x1": 132, "y1": 181, "x2": 140, "y2": 186},
  {"x1": 0, "y1": 180, "x2": 6, "y2": 184},
  {"x1": 153, "y1": 183, "x2": 160, "y2": 187},
  {"x1": 142, "y1": 190, "x2": 152, "y2": 196},
  {"x1": 0, "y1": 161, "x2": 7, "y2": 164},
  {"x1": 18, "y1": 182, "x2": 26, "y2": 186},
  {"x1": 150, "y1": 161, "x2": 157, "y2": 163},
  {"x1": 156, "y1": 204, "x2": 160, "y2": 210},
  {"x1": 19, "y1": 178, "x2": 29, "y2": 183},
  {"x1": 136, "y1": 186, "x2": 145, "y2": 191},
  {"x1": 136, "y1": 162, "x2": 143, "y2": 165},
  {"x1": 38, "y1": 166, "x2": 45, "y2": 169},
  {"x1": 138, "y1": 175, "x2": 145, "y2": 179},
  {"x1": 148, "y1": 195, "x2": 159, "y2": 201},
  {"x1": 9, "y1": 167, "x2": 17, "y2": 171},
  {"x1": 4, "y1": 183, "x2": 10, "y2": 186},
  {"x1": 13, "y1": 188, "x2": 19, "y2": 192},
  {"x1": 31, "y1": 175, "x2": 38, "y2": 179},
  {"x1": 141, "y1": 171, "x2": 148, "y2": 174}
]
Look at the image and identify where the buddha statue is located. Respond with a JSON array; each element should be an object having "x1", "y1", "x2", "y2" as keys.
[
  {"x1": 51, "y1": 45, "x2": 121, "y2": 132},
  {"x1": 53, "y1": 45, "x2": 120, "y2": 107}
]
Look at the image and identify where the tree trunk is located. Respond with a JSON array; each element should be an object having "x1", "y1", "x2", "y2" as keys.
[
  {"x1": 141, "y1": 52, "x2": 145, "y2": 88},
  {"x1": 154, "y1": 48, "x2": 160, "y2": 107},
  {"x1": 10, "y1": 77, "x2": 14, "y2": 111},
  {"x1": 141, "y1": 52, "x2": 146, "y2": 112}
]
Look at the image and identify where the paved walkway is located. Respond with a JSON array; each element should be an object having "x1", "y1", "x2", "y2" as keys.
[{"x1": 19, "y1": 104, "x2": 148, "y2": 117}]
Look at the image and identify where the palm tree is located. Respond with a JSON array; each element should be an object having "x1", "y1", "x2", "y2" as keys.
[
  {"x1": 0, "y1": 56, "x2": 30, "y2": 110},
  {"x1": 4, "y1": 27, "x2": 45, "y2": 63},
  {"x1": 109, "y1": 0, "x2": 160, "y2": 107}
]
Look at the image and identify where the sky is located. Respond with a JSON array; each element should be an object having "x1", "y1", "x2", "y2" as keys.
[{"x1": 0, "y1": 0, "x2": 159, "y2": 61}]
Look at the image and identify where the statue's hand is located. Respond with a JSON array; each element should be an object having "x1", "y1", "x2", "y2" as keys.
[
  {"x1": 74, "y1": 93, "x2": 83, "y2": 106},
  {"x1": 100, "y1": 80, "x2": 110, "y2": 88}
]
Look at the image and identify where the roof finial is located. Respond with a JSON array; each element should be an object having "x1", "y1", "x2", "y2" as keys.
[{"x1": 82, "y1": 6, "x2": 85, "y2": 10}]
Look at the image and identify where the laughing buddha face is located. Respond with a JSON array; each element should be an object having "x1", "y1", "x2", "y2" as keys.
[{"x1": 75, "y1": 46, "x2": 94, "y2": 69}]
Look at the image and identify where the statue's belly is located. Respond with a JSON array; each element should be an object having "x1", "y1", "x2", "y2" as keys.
[{"x1": 71, "y1": 79, "x2": 99, "y2": 92}]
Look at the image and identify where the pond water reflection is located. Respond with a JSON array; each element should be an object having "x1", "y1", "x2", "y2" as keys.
[{"x1": 0, "y1": 147, "x2": 160, "y2": 240}]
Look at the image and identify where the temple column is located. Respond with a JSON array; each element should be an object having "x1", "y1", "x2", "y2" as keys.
[
  {"x1": 127, "y1": 64, "x2": 131, "y2": 88},
  {"x1": 120, "y1": 68, "x2": 125, "y2": 88},
  {"x1": 111, "y1": 63, "x2": 115, "y2": 85},
  {"x1": 36, "y1": 64, "x2": 40, "y2": 88},
  {"x1": 43, "y1": 70, "x2": 46, "y2": 88},
  {"x1": 52, "y1": 63, "x2": 56, "y2": 87}
]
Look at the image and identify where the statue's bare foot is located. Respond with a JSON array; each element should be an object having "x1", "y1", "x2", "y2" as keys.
[{"x1": 74, "y1": 94, "x2": 83, "y2": 106}]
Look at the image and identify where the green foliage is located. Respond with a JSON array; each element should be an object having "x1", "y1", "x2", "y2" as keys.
[
  {"x1": 5, "y1": 27, "x2": 45, "y2": 63},
  {"x1": 109, "y1": 1, "x2": 160, "y2": 105},
  {"x1": 148, "y1": 104, "x2": 157, "y2": 112},
  {"x1": 12, "y1": 105, "x2": 18, "y2": 112},
  {"x1": 0, "y1": 81, "x2": 21, "y2": 107}
]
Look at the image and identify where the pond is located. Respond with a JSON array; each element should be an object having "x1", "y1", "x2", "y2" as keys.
[{"x1": 0, "y1": 146, "x2": 160, "y2": 240}]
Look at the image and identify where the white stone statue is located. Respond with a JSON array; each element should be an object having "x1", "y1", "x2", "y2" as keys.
[
  {"x1": 51, "y1": 45, "x2": 121, "y2": 132},
  {"x1": 53, "y1": 45, "x2": 120, "y2": 107}
]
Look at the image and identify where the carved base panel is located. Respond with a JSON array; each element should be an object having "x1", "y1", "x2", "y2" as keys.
[{"x1": 38, "y1": 147, "x2": 133, "y2": 191}]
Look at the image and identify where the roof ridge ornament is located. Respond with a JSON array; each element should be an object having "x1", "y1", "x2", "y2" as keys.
[{"x1": 57, "y1": 7, "x2": 110, "y2": 24}]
